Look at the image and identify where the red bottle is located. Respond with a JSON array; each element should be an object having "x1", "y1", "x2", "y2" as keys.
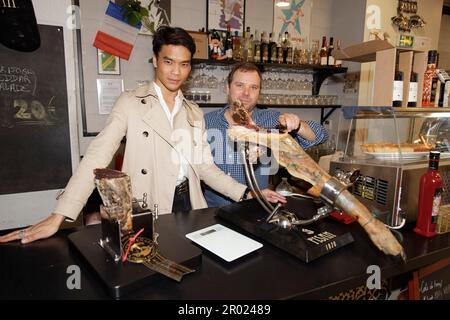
[{"x1": 414, "y1": 151, "x2": 443, "y2": 237}]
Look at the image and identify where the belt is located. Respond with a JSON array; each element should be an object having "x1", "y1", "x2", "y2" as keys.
[{"x1": 175, "y1": 179, "x2": 189, "y2": 195}]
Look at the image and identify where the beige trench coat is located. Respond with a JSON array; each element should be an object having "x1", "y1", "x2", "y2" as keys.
[{"x1": 55, "y1": 84, "x2": 246, "y2": 221}]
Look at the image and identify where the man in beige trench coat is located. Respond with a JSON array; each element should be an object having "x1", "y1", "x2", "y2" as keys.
[{"x1": 0, "y1": 26, "x2": 285, "y2": 244}]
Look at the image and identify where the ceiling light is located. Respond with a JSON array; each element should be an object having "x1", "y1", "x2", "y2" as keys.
[{"x1": 275, "y1": 1, "x2": 290, "y2": 7}]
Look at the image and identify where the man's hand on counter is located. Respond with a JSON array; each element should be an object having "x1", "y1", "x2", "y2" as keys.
[
  {"x1": 0, "y1": 213, "x2": 65, "y2": 244},
  {"x1": 248, "y1": 189, "x2": 287, "y2": 204}
]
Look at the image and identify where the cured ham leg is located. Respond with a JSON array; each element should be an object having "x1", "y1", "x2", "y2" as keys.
[
  {"x1": 94, "y1": 168, "x2": 133, "y2": 235},
  {"x1": 228, "y1": 120, "x2": 406, "y2": 260}
]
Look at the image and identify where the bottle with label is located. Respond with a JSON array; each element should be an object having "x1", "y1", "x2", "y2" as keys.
[
  {"x1": 284, "y1": 32, "x2": 293, "y2": 64},
  {"x1": 242, "y1": 26, "x2": 250, "y2": 62},
  {"x1": 392, "y1": 51, "x2": 404, "y2": 107},
  {"x1": 431, "y1": 53, "x2": 440, "y2": 106},
  {"x1": 247, "y1": 34, "x2": 254, "y2": 62},
  {"x1": 319, "y1": 36, "x2": 328, "y2": 66},
  {"x1": 276, "y1": 33, "x2": 283, "y2": 63},
  {"x1": 224, "y1": 25, "x2": 233, "y2": 59},
  {"x1": 260, "y1": 31, "x2": 269, "y2": 63},
  {"x1": 252, "y1": 30, "x2": 261, "y2": 63},
  {"x1": 275, "y1": 177, "x2": 293, "y2": 196},
  {"x1": 422, "y1": 50, "x2": 438, "y2": 107},
  {"x1": 268, "y1": 32, "x2": 277, "y2": 63},
  {"x1": 408, "y1": 55, "x2": 418, "y2": 107},
  {"x1": 281, "y1": 31, "x2": 290, "y2": 64},
  {"x1": 232, "y1": 31, "x2": 242, "y2": 61},
  {"x1": 327, "y1": 37, "x2": 334, "y2": 66},
  {"x1": 414, "y1": 151, "x2": 443, "y2": 237}
]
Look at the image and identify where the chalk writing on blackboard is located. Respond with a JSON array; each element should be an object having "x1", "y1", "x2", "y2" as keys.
[
  {"x1": 0, "y1": 24, "x2": 72, "y2": 195},
  {"x1": 410, "y1": 257, "x2": 450, "y2": 300},
  {"x1": 0, "y1": 65, "x2": 61, "y2": 127}
]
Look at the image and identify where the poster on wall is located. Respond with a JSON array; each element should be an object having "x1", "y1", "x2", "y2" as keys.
[
  {"x1": 273, "y1": 0, "x2": 312, "y2": 47},
  {"x1": 114, "y1": 0, "x2": 171, "y2": 35},
  {"x1": 207, "y1": 0, "x2": 245, "y2": 32},
  {"x1": 140, "y1": 0, "x2": 171, "y2": 35}
]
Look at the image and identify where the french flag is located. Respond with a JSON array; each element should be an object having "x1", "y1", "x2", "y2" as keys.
[{"x1": 93, "y1": 1, "x2": 141, "y2": 60}]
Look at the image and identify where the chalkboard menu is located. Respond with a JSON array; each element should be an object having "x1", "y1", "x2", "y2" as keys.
[
  {"x1": 409, "y1": 257, "x2": 450, "y2": 300},
  {"x1": 0, "y1": 24, "x2": 72, "y2": 195}
]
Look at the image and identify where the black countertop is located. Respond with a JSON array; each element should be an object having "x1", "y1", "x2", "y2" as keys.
[{"x1": 1, "y1": 200, "x2": 450, "y2": 300}]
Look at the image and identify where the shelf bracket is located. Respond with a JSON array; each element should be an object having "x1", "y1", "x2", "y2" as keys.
[{"x1": 320, "y1": 107, "x2": 338, "y2": 125}]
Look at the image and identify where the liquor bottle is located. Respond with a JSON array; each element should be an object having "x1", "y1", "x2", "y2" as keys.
[
  {"x1": 414, "y1": 151, "x2": 443, "y2": 237},
  {"x1": 276, "y1": 33, "x2": 283, "y2": 64},
  {"x1": 268, "y1": 32, "x2": 277, "y2": 63},
  {"x1": 408, "y1": 55, "x2": 418, "y2": 107},
  {"x1": 252, "y1": 30, "x2": 260, "y2": 63},
  {"x1": 327, "y1": 37, "x2": 334, "y2": 66},
  {"x1": 392, "y1": 51, "x2": 404, "y2": 107},
  {"x1": 247, "y1": 34, "x2": 254, "y2": 62},
  {"x1": 422, "y1": 50, "x2": 438, "y2": 107},
  {"x1": 242, "y1": 26, "x2": 250, "y2": 62},
  {"x1": 335, "y1": 39, "x2": 342, "y2": 67},
  {"x1": 319, "y1": 36, "x2": 328, "y2": 66},
  {"x1": 224, "y1": 25, "x2": 233, "y2": 59},
  {"x1": 232, "y1": 31, "x2": 242, "y2": 61},
  {"x1": 284, "y1": 32, "x2": 293, "y2": 64},
  {"x1": 282, "y1": 31, "x2": 290, "y2": 63},
  {"x1": 260, "y1": 31, "x2": 269, "y2": 63},
  {"x1": 431, "y1": 53, "x2": 440, "y2": 106}
]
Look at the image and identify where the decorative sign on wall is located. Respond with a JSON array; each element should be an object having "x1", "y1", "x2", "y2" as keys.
[
  {"x1": 97, "y1": 49, "x2": 121, "y2": 75},
  {"x1": 138, "y1": 0, "x2": 171, "y2": 35},
  {"x1": 273, "y1": 0, "x2": 312, "y2": 47},
  {"x1": 207, "y1": 0, "x2": 245, "y2": 33},
  {"x1": 391, "y1": 0, "x2": 426, "y2": 32}
]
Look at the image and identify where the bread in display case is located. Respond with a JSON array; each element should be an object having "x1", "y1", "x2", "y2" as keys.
[{"x1": 330, "y1": 106, "x2": 450, "y2": 228}]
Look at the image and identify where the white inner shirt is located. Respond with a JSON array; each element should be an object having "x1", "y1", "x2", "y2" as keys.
[{"x1": 153, "y1": 82, "x2": 189, "y2": 185}]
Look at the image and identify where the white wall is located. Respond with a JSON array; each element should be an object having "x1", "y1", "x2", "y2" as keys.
[
  {"x1": 0, "y1": 0, "x2": 80, "y2": 229},
  {"x1": 438, "y1": 13, "x2": 450, "y2": 70},
  {"x1": 77, "y1": 0, "x2": 155, "y2": 153}
]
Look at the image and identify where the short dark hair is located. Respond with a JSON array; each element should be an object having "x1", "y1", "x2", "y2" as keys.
[
  {"x1": 227, "y1": 62, "x2": 262, "y2": 86},
  {"x1": 152, "y1": 26, "x2": 196, "y2": 58}
]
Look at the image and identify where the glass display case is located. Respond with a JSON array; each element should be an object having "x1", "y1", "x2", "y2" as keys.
[{"x1": 330, "y1": 106, "x2": 450, "y2": 228}]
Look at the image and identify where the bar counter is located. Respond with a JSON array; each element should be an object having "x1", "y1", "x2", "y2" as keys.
[{"x1": 1, "y1": 199, "x2": 450, "y2": 300}]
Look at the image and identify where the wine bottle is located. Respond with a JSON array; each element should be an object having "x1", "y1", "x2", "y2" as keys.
[
  {"x1": 414, "y1": 151, "x2": 443, "y2": 237},
  {"x1": 224, "y1": 25, "x2": 233, "y2": 59},
  {"x1": 392, "y1": 51, "x2": 404, "y2": 107},
  {"x1": 319, "y1": 36, "x2": 327, "y2": 66},
  {"x1": 268, "y1": 32, "x2": 277, "y2": 64},
  {"x1": 252, "y1": 29, "x2": 260, "y2": 63},
  {"x1": 408, "y1": 55, "x2": 418, "y2": 107},
  {"x1": 232, "y1": 31, "x2": 241, "y2": 61},
  {"x1": 327, "y1": 37, "x2": 334, "y2": 66}
]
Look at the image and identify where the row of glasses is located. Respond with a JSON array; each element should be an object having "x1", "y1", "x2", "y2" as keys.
[
  {"x1": 258, "y1": 94, "x2": 338, "y2": 106},
  {"x1": 262, "y1": 72, "x2": 314, "y2": 91},
  {"x1": 184, "y1": 90, "x2": 212, "y2": 103}
]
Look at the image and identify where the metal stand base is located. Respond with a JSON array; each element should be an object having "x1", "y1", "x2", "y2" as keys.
[{"x1": 217, "y1": 198, "x2": 354, "y2": 263}]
